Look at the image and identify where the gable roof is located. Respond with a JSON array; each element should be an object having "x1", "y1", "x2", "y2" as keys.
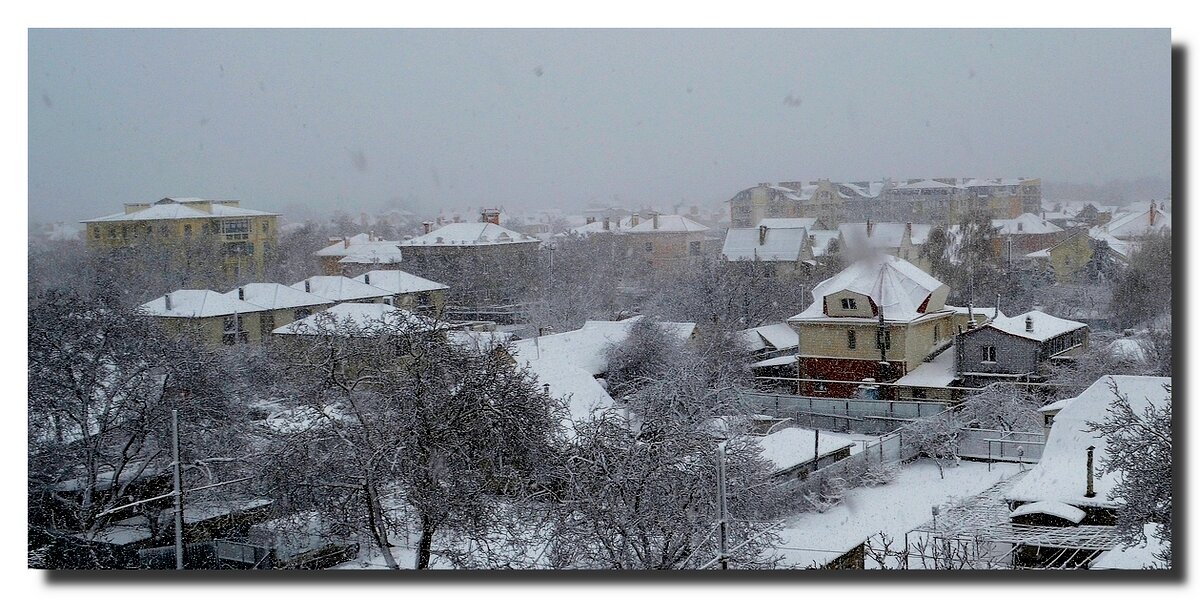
[
  {"x1": 222, "y1": 283, "x2": 333, "y2": 311},
  {"x1": 789, "y1": 255, "x2": 948, "y2": 323},
  {"x1": 1094, "y1": 206, "x2": 1171, "y2": 239},
  {"x1": 352, "y1": 270, "x2": 449, "y2": 294},
  {"x1": 399, "y1": 222, "x2": 540, "y2": 246},
  {"x1": 993, "y1": 213, "x2": 1063, "y2": 235},
  {"x1": 722, "y1": 227, "x2": 808, "y2": 262},
  {"x1": 140, "y1": 290, "x2": 267, "y2": 318},
  {"x1": 625, "y1": 214, "x2": 710, "y2": 234},
  {"x1": 984, "y1": 310, "x2": 1087, "y2": 342},
  {"x1": 289, "y1": 276, "x2": 393, "y2": 303},
  {"x1": 740, "y1": 323, "x2": 799, "y2": 352},
  {"x1": 1004, "y1": 375, "x2": 1171, "y2": 509}
]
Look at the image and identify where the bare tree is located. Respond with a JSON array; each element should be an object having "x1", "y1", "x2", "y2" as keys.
[
  {"x1": 259, "y1": 311, "x2": 559, "y2": 569},
  {"x1": 1087, "y1": 380, "x2": 1172, "y2": 568},
  {"x1": 900, "y1": 414, "x2": 962, "y2": 479},
  {"x1": 28, "y1": 289, "x2": 240, "y2": 564}
]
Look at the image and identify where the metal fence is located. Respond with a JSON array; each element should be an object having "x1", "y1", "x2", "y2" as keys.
[
  {"x1": 957, "y1": 429, "x2": 1045, "y2": 464},
  {"x1": 741, "y1": 392, "x2": 950, "y2": 435}
]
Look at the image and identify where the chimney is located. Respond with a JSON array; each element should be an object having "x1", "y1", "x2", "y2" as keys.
[
  {"x1": 995, "y1": 293, "x2": 1001, "y2": 319},
  {"x1": 586, "y1": 216, "x2": 596, "y2": 225},
  {"x1": 905, "y1": 221, "x2": 912, "y2": 238},
  {"x1": 1085, "y1": 446, "x2": 1097, "y2": 498},
  {"x1": 630, "y1": 214, "x2": 640, "y2": 227},
  {"x1": 422, "y1": 221, "x2": 433, "y2": 234},
  {"x1": 1149, "y1": 201, "x2": 1157, "y2": 226},
  {"x1": 967, "y1": 303, "x2": 976, "y2": 328},
  {"x1": 364, "y1": 273, "x2": 370, "y2": 285},
  {"x1": 1025, "y1": 315, "x2": 1034, "y2": 333},
  {"x1": 164, "y1": 292, "x2": 172, "y2": 311},
  {"x1": 652, "y1": 212, "x2": 660, "y2": 229},
  {"x1": 369, "y1": 230, "x2": 376, "y2": 242},
  {"x1": 866, "y1": 219, "x2": 874, "y2": 237},
  {"x1": 238, "y1": 287, "x2": 245, "y2": 301},
  {"x1": 342, "y1": 236, "x2": 350, "y2": 249},
  {"x1": 436, "y1": 216, "x2": 445, "y2": 227},
  {"x1": 758, "y1": 225, "x2": 768, "y2": 245},
  {"x1": 603, "y1": 217, "x2": 611, "y2": 231},
  {"x1": 304, "y1": 280, "x2": 311, "y2": 293}
]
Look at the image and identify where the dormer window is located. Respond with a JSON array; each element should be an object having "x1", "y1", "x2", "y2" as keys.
[{"x1": 841, "y1": 298, "x2": 858, "y2": 310}]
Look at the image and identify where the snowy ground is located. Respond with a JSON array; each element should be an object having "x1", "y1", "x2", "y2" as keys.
[{"x1": 772, "y1": 459, "x2": 1024, "y2": 569}]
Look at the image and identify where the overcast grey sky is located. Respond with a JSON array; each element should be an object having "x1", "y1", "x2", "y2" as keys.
[{"x1": 28, "y1": 29, "x2": 1171, "y2": 223}]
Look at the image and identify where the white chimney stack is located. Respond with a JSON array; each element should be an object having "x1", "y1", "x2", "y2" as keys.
[{"x1": 164, "y1": 292, "x2": 172, "y2": 311}]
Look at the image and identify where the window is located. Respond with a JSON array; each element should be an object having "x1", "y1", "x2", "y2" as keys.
[
  {"x1": 814, "y1": 382, "x2": 828, "y2": 393},
  {"x1": 847, "y1": 330, "x2": 857, "y2": 349},
  {"x1": 222, "y1": 315, "x2": 247, "y2": 345},
  {"x1": 645, "y1": 242, "x2": 654, "y2": 253},
  {"x1": 981, "y1": 346, "x2": 997, "y2": 363},
  {"x1": 876, "y1": 329, "x2": 891, "y2": 351},
  {"x1": 259, "y1": 313, "x2": 275, "y2": 338},
  {"x1": 912, "y1": 388, "x2": 928, "y2": 399},
  {"x1": 417, "y1": 292, "x2": 432, "y2": 307},
  {"x1": 92, "y1": 227, "x2": 100, "y2": 240},
  {"x1": 933, "y1": 324, "x2": 940, "y2": 344},
  {"x1": 184, "y1": 224, "x2": 192, "y2": 238},
  {"x1": 294, "y1": 308, "x2": 312, "y2": 321},
  {"x1": 841, "y1": 298, "x2": 858, "y2": 310},
  {"x1": 262, "y1": 222, "x2": 269, "y2": 234},
  {"x1": 108, "y1": 227, "x2": 117, "y2": 239},
  {"x1": 689, "y1": 241, "x2": 702, "y2": 256}
]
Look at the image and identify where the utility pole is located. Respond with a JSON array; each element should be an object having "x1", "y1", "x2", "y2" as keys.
[
  {"x1": 171, "y1": 408, "x2": 185, "y2": 570},
  {"x1": 716, "y1": 441, "x2": 729, "y2": 570}
]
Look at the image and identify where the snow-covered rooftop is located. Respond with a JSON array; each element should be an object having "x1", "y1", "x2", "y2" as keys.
[
  {"x1": 445, "y1": 330, "x2": 513, "y2": 354},
  {"x1": 993, "y1": 213, "x2": 1063, "y2": 235},
  {"x1": 1009, "y1": 500, "x2": 1087, "y2": 524},
  {"x1": 722, "y1": 226, "x2": 808, "y2": 262},
  {"x1": 509, "y1": 318, "x2": 696, "y2": 432},
  {"x1": 140, "y1": 290, "x2": 267, "y2": 318},
  {"x1": 751, "y1": 354, "x2": 798, "y2": 369},
  {"x1": 1108, "y1": 337, "x2": 1148, "y2": 363},
  {"x1": 625, "y1": 214, "x2": 710, "y2": 234},
  {"x1": 986, "y1": 310, "x2": 1086, "y2": 343},
  {"x1": 399, "y1": 222, "x2": 540, "y2": 246},
  {"x1": 1004, "y1": 375, "x2": 1171, "y2": 509},
  {"x1": 82, "y1": 198, "x2": 277, "y2": 222},
  {"x1": 1094, "y1": 206, "x2": 1171, "y2": 239},
  {"x1": 352, "y1": 270, "x2": 448, "y2": 294},
  {"x1": 753, "y1": 427, "x2": 855, "y2": 474},
  {"x1": 222, "y1": 283, "x2": 333, "y2": 311},
  {"x1": 895, "y1": 346, "x2": 957, "y2": 388},
  {"x1": 336, "y1": 243, "x2": 405, "y2": 264},
  {"x1": 565, "y1": 216, "x2": 639, "y2": 237},
  {"x1": 789, "y1": 255, "x2": 948, "y2": 323},
  {"x1": 742, "y1": 323, "x2": 799, "y2": 352},
  {"x1": 758, "y1": 217, "x2": 821, "y2": 230},
  {"x1": 1090, "y1": 524, "x2": 1169, "y2": 570},
  {"x1": 315, "y1": 233, "x2": 374, "y2": 257},
  {"x1": 510, "y1": 317, "x2": 696, "y2": 377},
  {"x1": 272, "y1": 303, "x2": 436, "y2": 337},
  {"x1": 290, "y1": 276, "x2": 393, "y2": 303}
]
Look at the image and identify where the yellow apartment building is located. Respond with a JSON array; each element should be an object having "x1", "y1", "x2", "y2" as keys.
[{"x1": 82, "y1": 197, "x2": 279, "y2": 282}]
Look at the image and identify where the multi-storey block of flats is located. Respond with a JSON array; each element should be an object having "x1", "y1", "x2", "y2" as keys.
[{"x1": 82, "y1": 197, "x2": 279, "y2": 282}]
